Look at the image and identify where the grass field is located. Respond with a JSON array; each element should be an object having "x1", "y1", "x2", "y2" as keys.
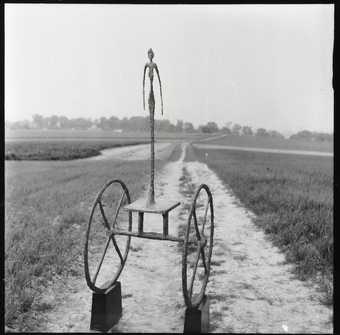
[
  {"x1": 5, "y1": 136, "x2": 333, "y2": 330},
  {"x1": 186, "y1": 145, "x2": 333, "y2": 304},
  {"x1": 5, "y1": 129, "x2": 206, "y2": 141},
  {"x1": 197, "y1": 134, "x2": 333, "y2": 153},
  {"x1": 5, "y1": 129, "x2": 206, "y2": 161},
  {"x1": 4, "y1": 144, "x2": 180, "y2": 330},
  {"x1": 5, "y1": 139, "x2": 149, "y2": 160}
]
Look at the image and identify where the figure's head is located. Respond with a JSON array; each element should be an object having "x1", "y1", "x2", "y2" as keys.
[{"x1": 148, "y1": 48, "x2": 154, "y2": 61}]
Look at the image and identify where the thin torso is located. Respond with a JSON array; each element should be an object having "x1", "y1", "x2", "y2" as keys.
[{"x1": 146, "y1": 62, "x2": 157, "y2": 108}]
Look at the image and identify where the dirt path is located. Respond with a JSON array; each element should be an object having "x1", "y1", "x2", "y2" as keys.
[
  {"x1": 194, "y1": 143, "x2": 333, "y2": 157},
  {"x1": 39, "y1": 143, "x2": 332, "y2": 333},
  {"x1": 87, "y1": 142, "x2": 175, "y2": 161}
]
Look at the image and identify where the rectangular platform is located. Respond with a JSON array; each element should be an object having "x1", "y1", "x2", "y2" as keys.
[
  {"x1": 123, "y1": 198, "x2": 181, "y2": 237},
  {"x1": 123, "y1": 198, "x2": 180, "y2": 215}
]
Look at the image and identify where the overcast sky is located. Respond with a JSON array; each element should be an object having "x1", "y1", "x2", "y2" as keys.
[{"x1": 5, "y1": 4, "x2": 334, "y2": 134}]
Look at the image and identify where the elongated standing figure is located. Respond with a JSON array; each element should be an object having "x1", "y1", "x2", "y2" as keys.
[{"x1": 143, "y1": 48, "x2": 163, "y2": 206}]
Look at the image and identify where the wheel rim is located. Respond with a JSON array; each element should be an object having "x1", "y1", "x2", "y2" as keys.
[
  {"x1": 182, "y1": 184, "x2": 214, "y2": 308},
  {"x1": 84, "y1": 179, "x2": 132, "y2": 293}
]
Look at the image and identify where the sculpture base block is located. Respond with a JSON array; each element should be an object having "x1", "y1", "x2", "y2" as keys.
[
  {"x1": 183, "y1": 295, "x2": 210, "y2": 333},
  {"x1": 90, "y1": 281, "x2": 122, "y2": 332}
]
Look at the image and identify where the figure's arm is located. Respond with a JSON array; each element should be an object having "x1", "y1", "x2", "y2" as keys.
[
  {"x1": 155, "y1": 65, "x2": 163, "y2": 115},
  {"x1": 143, "y1": 64, "x2": 147, "y2": 110}
]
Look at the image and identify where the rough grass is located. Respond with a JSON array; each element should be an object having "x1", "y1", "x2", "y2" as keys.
[
  {"x1": 5, "y1": 139, "x2": 149, "y2": 160},
  {"x1": 4, "y1": 154, "x2": 168, "y2": 330},
  {"x1": 5, "y1": 128, "x2": 206, "y2": 140},
  {"x1": 186, "y1": 146, "x2": 333, "y2": 305},
  {"x1": 197, "y1": 134, "x2": 333, "y2": 153}
]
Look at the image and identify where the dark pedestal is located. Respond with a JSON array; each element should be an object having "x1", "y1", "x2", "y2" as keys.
[
  {"x1": 90, "y1": 281, "x2": 122, "y2": 332},
  {"x1": 184, "y1": 295, "x2": 210, "y2": 333}
]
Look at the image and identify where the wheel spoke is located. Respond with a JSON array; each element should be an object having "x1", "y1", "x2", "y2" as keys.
[
  {"x1": 110, "y1": 235, "x2": 124, "y2": 264},
  {"x1": 200, "y1": 247, "x2": 208, "y2": 274},
  {"x1": 98, "y1": 200, "x2": 111, "y2": 231},
  {"x1": 92, "y1": 237, "x2": 111, "y2": 285},
  {"x1": 192, "y1": 210, "x2": 201, "y2": 241},
  {"x1": 201, "y1": 200, "x2": 210, "y2": 235},
  {"x1": 85, "y1": 180, "x2": 133, "y2": 293},
  {"x1": 112, "y1": 192, "x2": 126, "y2": 228},
  {"x1": 188, "y1": 245, "x2": 201, "y2": 299}
]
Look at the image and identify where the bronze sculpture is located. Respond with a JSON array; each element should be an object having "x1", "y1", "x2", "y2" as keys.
[
  {"x1": 143, "y1": 48, "x2": 163, "y2": 206},
  {"x1": 84, "y1": 49, "x2": 214, "y2": 332}
]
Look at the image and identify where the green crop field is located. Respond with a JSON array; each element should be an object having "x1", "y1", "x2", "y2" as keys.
[
  {"x1": 5, "y1": 129, "x2": 206, "y2": 141},
  {"x1": 5, "y1": 139, "x2": 149, "y2": 160},
  {"x1": 5, "y1": 129, "x2": 207, "y2": 161},
  {"x1": 186, "y1": 145, "x2": 333, "y2": 304},
  {"x1": 197, "y1": 134, "x2": 333, "y2": 153}
]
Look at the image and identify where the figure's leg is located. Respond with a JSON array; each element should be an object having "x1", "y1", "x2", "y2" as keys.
[{"x1": 147, "y1": 97, "x2": 155, "y2": 206}]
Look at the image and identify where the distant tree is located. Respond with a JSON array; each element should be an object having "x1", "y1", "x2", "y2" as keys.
[
  {"x1": 96, "y1": 117, "x2": 104, "y2": 129},
  {"x1": 156, "y1": 119, "x2": 173, "y2": 132},
  {"x1": 268, "y1": 130, "x2": 284, "y2": 139},
  {"x1": 242, "y1": 126, "x2": 253, "y2": 136},
  {"x1": 58, "y1": 116, "x2": 70, "y2": 129},
  {"x1": 42, "y1": 116, "x2": 51, "y2": 128},
  {"x1": 166, "y1": 123, "x2": 176, "y2": 132},
  {"x1": 221, "y1": 122, "x2": 232, "y2": 134},
  {"x1": 206, "y1": 122, "x2": 219, "y2": 133},
  {"x1": 232, "y1": 123, "x2": 242, "y2": 135},
  {"x1": 108, "y1": 116, "x2": 121, "y2": 130},
  {"x1": 32, "y1": 114, "x2": 44, "y2": 128},
  {"x1": 98, "y1": 117, "x2": 109, "y2": 130},
  {"x1": 199, "y1": 122, "x2": 219, "y2": 133},
  {"x1": 49, "y1": 115, "x2": 60, "y2": 128},
  {"x1": 198, "y1": 125, "x2": 206, "y2": 133},
  {"x1": 128, "y1": 116, "x2": 147, "y2": 131},
  {"x1": 10, "y1": 120, "x2": 32, "y2": 129},
  {"x1": 10, "y1": 114, "x2": 210, "y2": 135},
  {"x1": 208, "y1": 122, "x2": 219, "y2": 133},
  {"x1": 120, "y1": 117, "x2": 129, "y2": 131},
  {"x1": 225, "y1": 121, "x2": 233, "y2": 129},
  {"x1": 289, "y1": 130, "x2": 313, "y2": 141},
  {"x1": 70, "y1": 118, "x2": 92, "y2": 130},
  {"x1": 290, "y1": 130, "x2": 333, "y2": 142},
  {"x1": 315, "y1": 133, "x2": 332, "y2": 142},
  {"x1": 184, "y1": 122, "x2": 195, "y2": 132},
  {"x1": 256, "y1": 128, "x2": 269, "y2": 136},
  {"x1": 175, "y1": 120, "x2": 184, "y2": 132},
  {"x1": 221, "y1": 126, "x2": 231, "y2": 134}
]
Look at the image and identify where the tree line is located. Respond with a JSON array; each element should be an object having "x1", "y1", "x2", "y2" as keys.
[{"x1": 5, "y1": 114, "x2": 332, "y2": 142}]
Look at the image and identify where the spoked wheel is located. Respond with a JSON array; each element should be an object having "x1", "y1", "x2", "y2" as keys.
[
  {"x1": 84, "y1": 179, "x2": 132, "y2": 293},
  {"x1": 182, "y1": 184, "x2": 214, "y2": 309}
]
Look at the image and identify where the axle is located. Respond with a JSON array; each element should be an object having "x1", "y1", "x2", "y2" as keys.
[
  {"x1": 111, "y1": 228, "x2": 183, "y2": 242},
  {"x1": 109, "y1": 228, "x2": 207, "y2": 246}
]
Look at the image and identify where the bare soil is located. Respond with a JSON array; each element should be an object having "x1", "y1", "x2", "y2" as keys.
[{"x1": 87, "y1": 142, "x2": 175, "y2": 161}]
